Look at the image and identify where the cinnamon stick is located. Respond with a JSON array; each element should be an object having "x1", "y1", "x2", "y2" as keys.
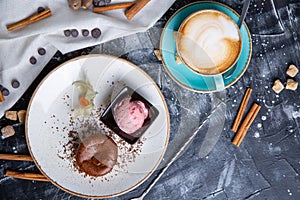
[
  {"x1": 7, "y1": 8, "x2": 52, "y2": 31},
  {"x1": 6, "y1": 170, "x2": 49, "y2": 182},
  {"x1": 125, "y1": 0, "x2": 150, "y2": 20},
  {"x1": 236, "y1": 104, "x2": 261, "y2": 146},
  {"x1": 93, "y1": 2, "x2": 135, "y2": 13},
  {"x1": 0, "y1": 154, "x2": 33, "y2": 161},
  {"x1": 0, "y1": 90, "x2": 4, "y2": 102},
  {"x1": 231, "y1": 88, "x2": 252, "y2": 132},
  {"x1": 28, "y1": 9, "x2": 52, "y2": 24},
  {"x1": 232, "y1": 103, "x2": 261, "y2": 146}
]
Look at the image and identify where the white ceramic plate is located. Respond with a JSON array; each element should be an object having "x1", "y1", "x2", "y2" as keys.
[{"x1": 26, "y1": 55, "x2": 170, "y2": 198}]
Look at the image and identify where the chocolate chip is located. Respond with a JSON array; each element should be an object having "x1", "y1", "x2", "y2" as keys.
[
  {"x1": 64, "y1": 30, "x2": 71, "y2": 37},
  {"x1": 12, "y1": 80, "x2": 20, "y2": 88},
  {"x1": 29, "y1": 56, "x2": 37, "y2": 65},
  {"x1": 71, "y1": 29, "x2": 79, "y2": 37},
  {"x1": 91, "y1": 28, "x2": 101, "y2": 38},
  {"x1": 93, "y1": 0, "x2": 106, "y2": 6},
  {"x1": 2, "y1": 88, "x2": 9, "y2": 96},
  {"x1": 37, "y1": 7, "x2": 45, "y2": 13},
  {"x1": 38, "y1": 48, "x2": 46, "y2": 55},
  {"x1": 82, "y1": 29, "x2": 89, "y2": 37}
]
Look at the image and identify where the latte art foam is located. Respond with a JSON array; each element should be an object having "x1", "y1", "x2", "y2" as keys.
[{"x1": 177, "y1": 11, "x2": 242, "y2": 75}]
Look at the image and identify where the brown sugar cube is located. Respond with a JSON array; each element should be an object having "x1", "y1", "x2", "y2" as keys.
[
  {"x1": 272, "y1": 79, "x2": 284, "y2": 94},
  {"x1": 0, "y1": 90, "x2": 4, "y2": 102},
  {"x1": 1, "y1": 125, "x2": 15, "y2": 138},
  {"x1": 286, "y1": 79, "x2": 298, "y2": 90},
  {"x1": 175, "y1": 53, "x2": 182, "y2": 64},
  {"x1": 17, "y1": 110, "x2": 26, "y2": 123},
  {"x1": 154, "y1": 49, "x2": 162, "y2": 61},
  {"x1": 286, "y1": 64, "x2": 298, "y2": 77},
  {"x1": 5, "y1": 111, "x2": 17, "y2": 121}
]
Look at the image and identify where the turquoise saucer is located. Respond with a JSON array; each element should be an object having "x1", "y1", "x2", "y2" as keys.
[{"x1": 160, "y1": 1, "x2": 252, "y2": 92}]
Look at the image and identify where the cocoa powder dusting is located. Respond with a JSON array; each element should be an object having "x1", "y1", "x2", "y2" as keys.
[{"x1": 52, "y1": 96, "x2": 145, "y2": 181}]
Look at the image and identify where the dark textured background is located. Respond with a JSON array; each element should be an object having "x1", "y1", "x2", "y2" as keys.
[{"x1": 1, "y1": 0, "x2": 300, "y2": 199}]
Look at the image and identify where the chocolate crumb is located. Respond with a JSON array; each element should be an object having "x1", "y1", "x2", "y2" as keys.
[
  {"x1": 38, "y1": 48, "x2": 46, "y2": 55},
  {"x1": 29, "y1": 56, "x2": 37, "y2": 65},
  {"x1": 64, "y1": 30, "x2": 71, "y2": 37}
]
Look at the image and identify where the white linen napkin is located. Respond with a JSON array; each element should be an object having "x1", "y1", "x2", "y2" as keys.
[{"x1": 0, "y1": 0, "x2": 175, "y2": 118}]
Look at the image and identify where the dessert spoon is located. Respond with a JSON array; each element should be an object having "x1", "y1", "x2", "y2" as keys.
[
  {"x1": 130, "y1": 102, "x2": 223, "y2": 200},
  {"x1": 224, "y1": 0, "x2": 251, "y2": 79},
  {"x1": 237, "y1": 0, "x2": 251, "y2": 28}
]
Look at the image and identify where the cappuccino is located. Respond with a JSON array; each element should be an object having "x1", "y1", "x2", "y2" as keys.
[{"x1": 177, "y1": 10, "x2": 242, "y2": 76}]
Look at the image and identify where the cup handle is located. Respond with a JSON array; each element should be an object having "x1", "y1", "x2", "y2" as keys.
[
  {"x1": 202, "y1": 74, "x2": 224, "y2": 91},
  {"x1": 213, "y1": 74, "x2": 225, "y2": 91}
]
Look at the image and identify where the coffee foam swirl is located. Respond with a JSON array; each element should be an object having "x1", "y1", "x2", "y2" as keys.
[{"x1": 178, "y1": 11, "x2": 242, "y2": 75}]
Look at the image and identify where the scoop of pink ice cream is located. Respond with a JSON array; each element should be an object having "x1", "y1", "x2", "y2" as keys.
[{"x1": 113, "y1": 96, "x2": 148, "y2": 134}]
